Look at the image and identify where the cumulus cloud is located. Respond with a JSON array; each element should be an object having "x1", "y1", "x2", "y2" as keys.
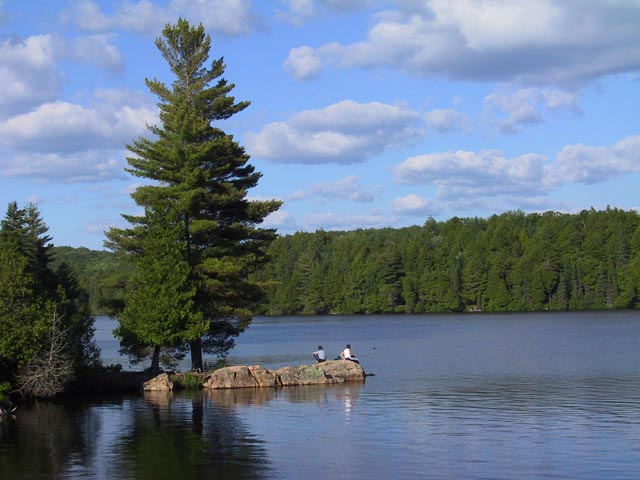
[
  {"x1": 285, "y1": 1, "x2": 640, "y2": 85},
  {"x1": 63, "y1": 34, "x2": 125, "y2": 72},
  {"x1": 392, "y1": 133, "x2": 640, "y2": 209},
  {"x1": 2, "y1": 150, "x2": 127, "y2": 183},
  {"x1": 0, "y1": 92, "x2": 157, "y2": 153},
  {"x1": 0, "y1": 32, "x2": 128, "y2": 117},
  {"x1": 0, "y1": 88, "x2": 157, "y2": 184},
  {"x1": 64, "y1": 0, "x2": 260, "y2": 36},
  {"x1": 393, "y1": 149, "x2": 550, "y2": 198},
  {"x1": 288, "y1": 175, "x2": 379, "y2": 202},
  {"x1": 391, "y1": 194, "x2": 441, "y2": 216},
  {"x1": 484, "y1": 86, "x2": 581, "y2": 134},
  {"x1": 0, "y1": 35, "x2": 61, "y2": 117},
  {"x1": 424, "y1": 108, "x2": 471, "y2": 133},
  {"x1": 284, "y1": 46, "x2": 322, "y2": 80},
  {"x1": 262, "y1": 210, "x2": 298, "y2": 230},
  {"x1": 246, "y1": 100, "x2": 424, "y2": 164},
  {"x1": 550, "y1": 134, "x2": 640, "y2": 184}
]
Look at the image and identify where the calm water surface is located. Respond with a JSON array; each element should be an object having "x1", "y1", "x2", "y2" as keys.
[{"x1": 2, "y1": 311, "x2": 640, "y2": 479}]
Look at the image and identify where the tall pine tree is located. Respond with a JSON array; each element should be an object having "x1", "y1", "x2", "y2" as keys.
[{"x1": 107, "y1": 19, "x2": 281, "y2": 370}]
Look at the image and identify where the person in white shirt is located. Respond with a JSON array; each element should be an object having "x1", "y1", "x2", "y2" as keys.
[
  {"x1": 312, "y1": 346, "x2": 326, "y2": 363},
  {"x1": 339, "y1": 344, "x2": 359, "y2": 364}
]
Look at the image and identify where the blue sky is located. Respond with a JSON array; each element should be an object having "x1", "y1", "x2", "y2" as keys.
[{"x1": 1, "y1": 0, "x2": 640, "y2": 250}]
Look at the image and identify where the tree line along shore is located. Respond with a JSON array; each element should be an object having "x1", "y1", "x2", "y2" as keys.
[{"x1": 56, "y1": 206, "x2": 640, "y2": 317}]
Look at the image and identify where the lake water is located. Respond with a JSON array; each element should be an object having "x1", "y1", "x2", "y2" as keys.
[{"x1": 2, "y1": 311, "x2": 640, "y2": 479}]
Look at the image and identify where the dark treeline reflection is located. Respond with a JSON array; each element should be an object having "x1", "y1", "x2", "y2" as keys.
[
  {"x1": 0, "y1": 400, "x2": 98, "y2": 478},
  {"x1": 0, "y1": 392, "x2": 273, "y2": 480}
]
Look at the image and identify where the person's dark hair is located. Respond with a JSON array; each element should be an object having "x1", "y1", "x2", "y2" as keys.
[
  {"x1": 346, "y1": 344, "x2": 351, "y2": 348},
  {"x1": 318, "y1": 346, "x2": 323, "y2": 349}
]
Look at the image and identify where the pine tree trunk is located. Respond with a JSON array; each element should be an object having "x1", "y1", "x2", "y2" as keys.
[
  {"x1": 150, "y1": 345, "x2": 161, "y2": 373},
  {"x1": 190, "y1": 338, "x2": 203, "y2": 371}
]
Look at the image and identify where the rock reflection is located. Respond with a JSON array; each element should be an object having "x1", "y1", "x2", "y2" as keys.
[
  {"x1": 143, "y1": 390, "x2": 173, "y2": 408},
  {"x1": 206, "y1": 387, "x2": 277, "y2": 407},
  {"x1": 205, "y1": 382, "x2": 364, "y2": 410}
]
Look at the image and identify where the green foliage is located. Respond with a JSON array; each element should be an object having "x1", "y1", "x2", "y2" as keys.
[
  {"x1": 0, "y1": 202, "x2": 97, "y2": 395},
  {"x1": 170, "y1": 372, "x2": 204, "y2": 390},
  {"x1": 106, "y1": 19, "x2": 281, "y2": 370},
  {"x1": 0, "y1": 381, "x2": 11, "y2": 402},
  {"x1": 57, "y1": 207, "x2": 640, "y2": 318},
  {"x1": 50, "y1": 246, "x2": 125, "y2": 315},
  {"x1": 254, "y1": 208, "x2": 640, "y2": 315},
  {"x1": 115, "y1": 203, "x2": 206, "y2": 371},
  {"x1": 0, "y1": 247, "x2": 50, "y2": 366}
]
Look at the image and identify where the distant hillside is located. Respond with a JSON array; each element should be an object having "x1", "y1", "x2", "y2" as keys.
[{"x1": 51, "y1": 246, "x2": 121, "y2": 315}]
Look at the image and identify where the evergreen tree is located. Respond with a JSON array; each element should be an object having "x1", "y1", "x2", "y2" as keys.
[
  {"x1": 107, "y1": 19, "x2": 281, "y2": 370},
  {"x1": 116, "y1": 203, "x2": 205, "y2": 372},
  {"x1": 0, "y1": 202, "x2": 96, "y2": 392}
]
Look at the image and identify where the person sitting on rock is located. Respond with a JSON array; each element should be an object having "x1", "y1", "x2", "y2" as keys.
[
  {"x1": 312, "y1": 346, "x2": 326, "y2": 363},
  {"x1": 339, "y1": 344, "x2": 359, "y2": 364}
]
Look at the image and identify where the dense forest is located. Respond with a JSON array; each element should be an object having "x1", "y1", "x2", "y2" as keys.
[{"x1": 54, "y1": 207, "x2": 640, "y2": 316}]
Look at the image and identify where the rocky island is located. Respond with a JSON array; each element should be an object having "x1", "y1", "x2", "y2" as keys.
[{"x1": 143, "y1": 360, "x2": 366, "y2": 391}]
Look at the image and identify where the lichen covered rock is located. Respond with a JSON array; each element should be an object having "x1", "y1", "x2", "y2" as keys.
[
  {"x1": 203, "y1": 360, "x2": 366, "y2": 389},
  {"x1": 316, "y1": 360, "x2": 365, "y2": 382},
  {"x1": 274, "y1": 364, "x2": 338, "y2": 386},
  {"x1": 204, "y1": 365, "x2": 277, "y2": 389}
]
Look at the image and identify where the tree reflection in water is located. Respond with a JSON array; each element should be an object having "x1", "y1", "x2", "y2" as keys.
[
  {"x1": 0, "y1": 392, "x2": 273, "y2": 480},
  {"x1": 0, "y1": 399, "x2": 100, "y2": 479}
]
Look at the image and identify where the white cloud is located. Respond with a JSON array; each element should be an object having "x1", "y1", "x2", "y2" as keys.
[
  {"x1": 65, "y1": 34, "x2": 124, "y2": 72},
  {"x1": 284, "y1": 46, "x2": 322, "y2": 80},
  {"x1": 246, "y1": 100, "x2": 424, "y2": 164},
  {"x1": 288, "y1": 175, "x2": 379, "y2": 202},
  {"x1": 391, "y1": 194, "x2": 441, "y2": 216},
  {"x1": 262, "y1": 210, "x2": 298, "y2": 230},
  {"x1": 424, "y1": 108, "x2": 471, "y2": 133},
  {"x1": 0, "y1": 32, "x2": 128, "y2": 118},
  {"x1": 64, "y1": 0, "x2": 259, "y2": 36},
  {"x1": 2, "y1": 150, "x2": 127, "y2": 183},
  {"x1": 287, "y1": 1, "x2": 640, "y2": 86},
  {"x1": 393, "y1": 149, "x2": 550, "y2": 198},
  {"x1": 391, "y1": 133, "x2": 640, "y2": 208},
  {"x1": 484, "y1": 86, "x2": 581, "y2": 134},
  {"x1": 0, "y1": 35, "x2": 61, "y2": 117},
  {"x1": 302, "y1": 211, "x2": 391, "y2": 231},
  {"x1": 0, "y1": 88, "x2": 157, "y2": 184},
  {"x1": 172, "y1": 0, "x2": 259, "y2": 36},
  {"x1": 278, "y1": 0, "x2": 316, "y2": 25},
  {"x1": 0, "y1": 93, "x2": 157, "y2": 153},
  {"x1": 550, "y1": 134, "x2": 640, "y2": 184}
]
